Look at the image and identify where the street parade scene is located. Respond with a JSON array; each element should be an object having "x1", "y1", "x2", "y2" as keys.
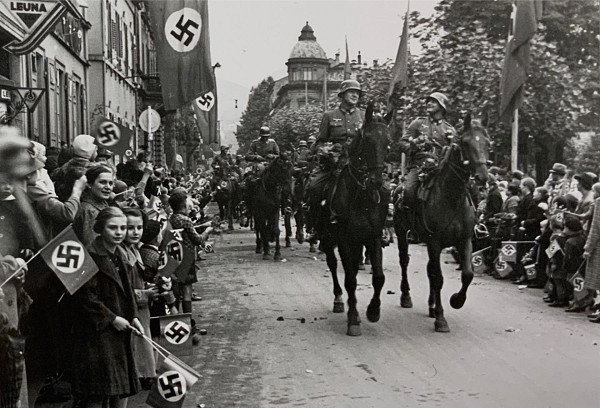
[{"x1": 0, "y1": 0, "x2": 599, "y2": 407}]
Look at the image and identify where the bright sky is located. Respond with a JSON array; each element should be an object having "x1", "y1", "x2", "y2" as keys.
[{"x1": 209, "y1": 0, "x2": 438, "y2": 88}]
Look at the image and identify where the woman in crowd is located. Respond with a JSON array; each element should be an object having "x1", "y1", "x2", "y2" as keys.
[
  {"x1": 71, "y1": 206, "x2": 143, "y2": 408},
  {"x1": 74, "y1": 166, "x2": 114, "y2": 247}
]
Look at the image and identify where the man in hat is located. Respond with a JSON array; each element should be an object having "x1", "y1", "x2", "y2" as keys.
[
  {"x1": 544, "y1": 163, "x2": 568, "y2": 203},
  {"x1": 396, "y1": 92, "x2": 456, "y2": 239},
  {"x1": 574, "y1": 172, "x2": 598, "y2": 233},
  {"x1": 305, "y1": 80, "x2": 365, "y2": 242},
  {"x1": 248, "y1": 126, "x2": 279, "y2": 163}
]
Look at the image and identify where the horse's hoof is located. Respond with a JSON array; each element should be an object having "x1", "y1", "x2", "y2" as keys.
[
  {"x1": 309, "y1": 246, "x2": 316, "y2": 253},
  {"x1": 347, "y1": 324, "x2": 362, "y2": 336},
  {"x1": 255, "y1": 247, "x2": 261, "y2": 254},
  {"x1": 366, "y1": 302, "x2": 381, "y2": 323},
  {"x1": 333, "y1": 302, "x2": 345, "y2": 313},
  {"x1": 296, "y1": 233, "x2": 304, "y2": 244},
  {"x1": 450, "y1": 293, "x2": 466, "y2": 309},
  {"x1": 428, "y1": 308, "x2": 436, "y2": 318},
  {"x1": 262, "y1": 253, "x2": 271, "y2": 260},
  {"x1": 358, "y1": 263, "x2": 365, "y2": 271},
  {"x1": 274, "y1": 252, "x2": 281, "y2": 261},
  {"x1": 285, "y1": 239, "x2": 291, "y2": 248},
  {"x1": 435, "y1": 318, "x2": 450, "y2": 333},
  {"x1": 400, "y1": 294, "x2": 413, "y2": 309}
]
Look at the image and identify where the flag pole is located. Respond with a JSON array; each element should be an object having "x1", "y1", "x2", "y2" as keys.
[
  {"x1": 0, "y1": 247, "x2": 44, "y2": 288},
  {"x1": 511, "y1": 108, "x2": 518, "y2": 171}
]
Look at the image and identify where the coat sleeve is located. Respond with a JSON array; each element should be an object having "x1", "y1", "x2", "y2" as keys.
[
  {"x1": 74, "y1": 275, "x2": 117, "y2": 332},
  {"x1": 29, "y1": 185, "x2": 80, "y2": 225},
  {"x1": 584, "y1": 198, "x2": 600, "y2": 253},
  {"x1": 74, "y1": 206, "x2": 98, "y2": 248}
]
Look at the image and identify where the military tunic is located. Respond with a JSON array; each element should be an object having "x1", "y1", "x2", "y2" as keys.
[
  {"x1": 400, "y1": 116, "x2": 457, "y2": 167},
  {"x1": 317, "y1": 106, "x2": 365, "y2": 146},
  {"x1": 249, "y1": 138, "x2": 280, "y2": 159}
]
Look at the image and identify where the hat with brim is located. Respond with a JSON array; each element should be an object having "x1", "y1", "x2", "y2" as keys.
[
  {"x1": 549, "y1": 163, "x2": 567, "y2": 175},
  {"x1": 575, "y1": 172, "x2": 595, "y2": 189}
]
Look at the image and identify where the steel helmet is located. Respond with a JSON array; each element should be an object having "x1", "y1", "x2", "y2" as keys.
[
  {"x1": 338, "y1": 80, "x2": 362, "y2": 97},
  {"x1": 298, "y1": 140, "x2": 307, "y2": 147},
  {"x1": 307, "y1": 135, "x2": 316, "y2": 143},
  {"x1": 427, "y1": 92, "x2": 449, "y2": 113},
  {"x1": 259, "y1": 126, "x2": 271, "y2": 136},
  {"x1": 220, "y1": 145, "x2": 229, "y2": 152}
]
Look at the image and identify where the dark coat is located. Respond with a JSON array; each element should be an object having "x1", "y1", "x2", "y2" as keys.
[
  {"x1": 70, "y1": 237, "x2": 139, "y2": 397},
  {"x1": 518, "y1": 194, "x2": 544, "y2": 240},
  {"x1": 484, "y1": 187, "x2": 503, "y2": 220}
]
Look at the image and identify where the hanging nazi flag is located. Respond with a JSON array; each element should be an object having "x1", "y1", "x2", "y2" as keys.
[
  {"x1": 524, "y1": 263, "x2": 537, "y2": 281},
  {"x1": 92, "y1": 116, "x2": 133, "y2": 156},
  {"x1": 146, "y1": 353, "x2": 200, "y2": 408},
  {"x1": 39, "y1": 225, "x2": 98, "y2": 294},
  {"x1": 146, "y1": 0, "x2": 215, "y2": 112}
]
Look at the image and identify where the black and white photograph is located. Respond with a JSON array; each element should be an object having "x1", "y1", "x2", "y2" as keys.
[{"x1": 0, "y1": 0, "x2": 599, "y2": 407}]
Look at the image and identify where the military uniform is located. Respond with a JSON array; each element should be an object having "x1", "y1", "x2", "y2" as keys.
[
  {"x1": 248, "y1": 138, "x2": 280, "y2": 160},
  {"x1": 317, "y1": 106, "x2": 364, "y2": 147},
  {"x1": 400, "y1": 116, "x2": 457, "y2": 207}
]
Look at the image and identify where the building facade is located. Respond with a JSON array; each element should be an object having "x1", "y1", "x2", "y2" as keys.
[{"x1": 0, "y1": 0, "x2": 90, "y2": 146}]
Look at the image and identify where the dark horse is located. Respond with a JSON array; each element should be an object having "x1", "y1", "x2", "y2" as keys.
[
  {"x1": 320, "y1": 103, "x2": 391, "y2": 336},
  {"x1": 394, "y1": 114, "x2": 490, "y2": 332},
  {"x1": 214, "y1": 175, "x2": 240, "y2": 231},
  {"x1": 252, "y1": 154, "x2": 294, "y2": 260}
]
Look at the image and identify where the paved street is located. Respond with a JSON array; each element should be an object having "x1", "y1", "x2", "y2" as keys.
[{"x1": 132, "y1": 220, "x2": 599, "y2": 408}]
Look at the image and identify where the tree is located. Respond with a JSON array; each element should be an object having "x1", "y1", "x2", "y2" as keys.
[
  {"x1": 235, "y1": 77, "x2": 275, "y2": 153},
  {"x1": 269, "y1": 102, "x2": 324, "y2": 150}
]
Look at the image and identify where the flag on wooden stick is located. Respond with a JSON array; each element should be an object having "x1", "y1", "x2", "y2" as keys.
[
  {"x1": 387, "y1": 2, "x2": 409, "y2": 106},
  {"x1": 146, "y1": 353, "x2": 200, "y2": 408},
  {"x1": 39, "y1": 226, "x2": 98, "y2": 294},
  {"x1": 498, "y1": 0, "x2": 543, "y2": 123}
]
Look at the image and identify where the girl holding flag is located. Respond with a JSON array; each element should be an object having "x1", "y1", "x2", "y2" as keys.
[{"x1": 71, "y1": 207, "x2": 143, "y2": 408}]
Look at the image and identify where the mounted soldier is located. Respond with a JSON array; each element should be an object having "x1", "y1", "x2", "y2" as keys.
[
  {"x1": 305, "y1": 79, "x2": 365, "y2": 242},
  {"x1": 247, "y1": 126, "x2": 280, "y2": 167},
  {"x1": 397, "y1": 92, "x2": 457, "y2": 209}
]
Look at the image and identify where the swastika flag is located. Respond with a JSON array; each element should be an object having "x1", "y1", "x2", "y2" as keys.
[
  {"x1": 146, "y1": 354, "x2": 200, "y2": 408},
  {"x1": 146, "y1": 0, "x2": 216, "y2": 113},
  {"x1": 471, "y1": 247, "x2": 490, "y2": 275},
  {"x1": 152, "y1": 313, "x2": 193, "y2": 356},
  {"x1": 500, "y1": 241, "x2": 518, "y2": 263},
  {"x1": 92, "y1": 116, "x2": 133, "y2": 156},
  {"x1": 39, "y1": 226, "x2": 98, "y2": 294}
]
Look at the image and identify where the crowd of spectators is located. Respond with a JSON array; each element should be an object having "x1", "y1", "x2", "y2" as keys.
[{"x1": 0, "y1": 128, "x2": 218, "y2": 408}]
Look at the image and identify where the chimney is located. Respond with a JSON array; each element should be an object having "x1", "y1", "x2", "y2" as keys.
[
  {"x1": 357, "y1": 51, "x2": 361, "y2": 65},
  {"x1": 335, "y1": 49, "x2": 340, "y2": 63}
]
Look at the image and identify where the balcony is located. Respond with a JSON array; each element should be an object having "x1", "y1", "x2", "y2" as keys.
[{"x1": 140, "y1": 75, "x2": 162, "y2": 103}]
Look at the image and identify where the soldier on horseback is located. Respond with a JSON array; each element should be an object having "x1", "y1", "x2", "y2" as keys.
[
  {"x1": 247, "y1": 126, "x2": 280, "y2": 167},
  {"x1": 305, "y1": 79, "x2": 365, "y2": 243},
  {"x1": 397, "y1": 92, "x2": 457, "y2": 212}
]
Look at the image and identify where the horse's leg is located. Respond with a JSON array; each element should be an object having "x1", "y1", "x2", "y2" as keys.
[
  {"x1": 395, "y1": 216, "x2": 413, "y2": 308},
  {"x1": 255, "y1": 220, "x2": 262, "y2": 254},
  {"x1": 366, "y1": 239, "x2": 384, "y2": 323},
  {"x1": 338, "y1": 240, "x2": 361, "y2": 336},
  {"x1": 262, "y1": 219, "x2": 271, "y2": 260},
  {"x1": 227, "y1": 197, "x2": 234, "y2": 231},
  {"x1": 273, "y1": 212, "x2": 282, "y2": 261},
  {"x1": 284, "y1": 212, "x2": 292, "y2": 248},
  {"x1": 295, "y1": 209, "x2": 305, "y2": 244},
  {"x1": 450, "y1": 238, "x2": 474, "y2": 309},
  {"x1": 324, "y1": 242, "x2": 343, "y2": 313},
  {"x1": 427, "y1": 242, "x2": 449, "y2": 332}
]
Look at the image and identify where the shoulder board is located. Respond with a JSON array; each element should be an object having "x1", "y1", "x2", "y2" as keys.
[
  {"x1": 268, "y1": 138, "x2": 276, "y2": 142},
  {"x1": 252, "y1": 138, "x2": 260, "y2": 142}
]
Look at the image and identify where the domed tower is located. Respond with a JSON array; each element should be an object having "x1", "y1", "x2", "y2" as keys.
[{"x1": 282, "y1": 22, "x2": 330, "y2": 108}]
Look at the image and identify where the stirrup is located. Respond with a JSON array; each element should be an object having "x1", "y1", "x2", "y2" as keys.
[{"x1": 406, "y1": 229, "x2": 420, "y2": 244}]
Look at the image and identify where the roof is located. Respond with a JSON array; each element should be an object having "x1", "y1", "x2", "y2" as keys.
[{"x1": 288, "y1": 22, "x2": 327, "y2": 60}]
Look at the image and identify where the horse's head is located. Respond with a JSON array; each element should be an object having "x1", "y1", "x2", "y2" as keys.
[
  {"x1": 349, "y1": 102, "x2": 392, "y2": 187},
  {"x1": 265, "y1": 152, "x2": 293, "y2": 185},
  {"x1": 458, "y1": 113, "x2": 490, "y2": 186}
]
